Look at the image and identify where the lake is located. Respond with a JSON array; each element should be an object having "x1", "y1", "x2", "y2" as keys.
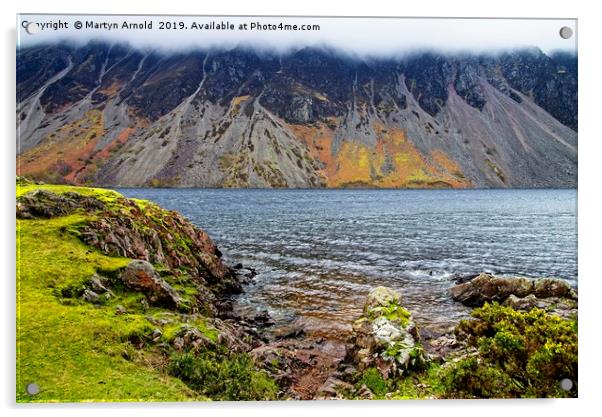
[{"x1": 118, "y1": 188, "x2": 577, "y2": 336}]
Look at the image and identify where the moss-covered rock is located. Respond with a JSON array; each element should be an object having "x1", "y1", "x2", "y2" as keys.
[
  {"x1": 347, "y1": 287, "x2": 428, "y2": 379},
  {"x1": 17, "y1": 189, "x2": 105, "y2": 219}
]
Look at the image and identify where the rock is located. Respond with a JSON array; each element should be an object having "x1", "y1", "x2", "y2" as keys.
[
  {"x1": 78, "y1": 197, "x2": 240, "y2": 297},
  {"x1": 16, "y1": 189, "x2": 104, "y2": 219},
  {"x1": 426, "y1": 335, "x2": 461, "y2": 363},
  {"x1": 250, "y1": 336, "x2": 348, "y2": 399},
  {"x1": 172, "y1": 337, "x2": 185, "y2": 351},
  {"x1": 503, "y1": 294, "x2": 577, "y2": 319},
  {"x1": 82, "y1": 289, "x2": 100, "y2": 303},
  {"x1": 89, "y1": 274, "x2": 109, "y2": 293},
  {"x1": 450, "y1": 272, "x2": 480, "y2": 284},
  {"x1": 213, "y1": 318, "x2": 254, "y2": 352},
  {"x1": 347, "y1": 286, "x2": 428, "y2": 379},
  {"x1": 234, "y1": 265, "x2": 259, "y2": 284},
  {"x1": 115, "y1": 305, "x2": 127, "y2": 315},
  {"x1": 503, "y1": 294, "x2": 548, "y2": 310},
  {"x1": 315, "y1": 377, "x2": 353, "y2": 399},
  {"x1": 150, "y1": 328, "x2": 163, "y2": 342},
  {"x1": 170, "y1": 325, "x2": 215, "y2": 351},
  {"x1": 450, "y1": 273, "x2": 575, "y2": 307},
  {"x1": 145, "y1": 316, "x2": 173, "y2": 326},
  {"x1": 250, "y1": 310, "x2": 274, "y2": 328},
  {"x1": 120, "y1": 260, "x2": 182, "y2": 308},
  {"x1": 250, "y1": 344, "x2": 301, "y2": 388},
  {"x1": 450, "y1": 273, "x2": 533, "y2": 306},
  {"x1": 340, "y1": 365, "x2": 357, "y2": 377},
  {"x1": 356, "y1": 384, "x2": 374, "y2": 399},
  {"x1": 364, "y1": 286, "x2": 402, "y2": 312},
  {"x1": 533, "y1": 278, "x2": 576, "y2": 299}
]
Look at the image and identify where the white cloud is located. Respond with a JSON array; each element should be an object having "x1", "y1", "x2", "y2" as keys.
[{"x1": 17, "y1": 14, "x2": 577, "y2": 55}]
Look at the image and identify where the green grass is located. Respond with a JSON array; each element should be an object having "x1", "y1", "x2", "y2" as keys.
[
  {"x1": 357, "y1": 367, "x2": 389, "y2": 398},
  {"x1": 16, "y1": 187, "x2": 205, "y2": 402},
  {"x1": 390, "y1": 364, "x2": 448, "y2": 399},
  {"x1": 17, "y1": 181, "x2": 119, "y2": 200}
]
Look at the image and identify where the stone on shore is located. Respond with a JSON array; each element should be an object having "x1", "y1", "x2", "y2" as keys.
[
  {"x1": 450, "y1": 273, "x2": 576, "y2": 307},
  {"x1": 120, "y1": 260, "x2": 182, "y2": 308},
  {"x1": 347, "y1": 286, "x2": 428, "y2": 379}
]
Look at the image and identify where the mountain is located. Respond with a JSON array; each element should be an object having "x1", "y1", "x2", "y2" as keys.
[{"x1": 16, "y1": 42, "x2": 577, "y2": 188}]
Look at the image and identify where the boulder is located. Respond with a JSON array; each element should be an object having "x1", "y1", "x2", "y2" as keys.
[
  {"x1": 347, "y1": 286, "x2": 428, "y2": 379},
  {"x1": 450, "y1": 273, "x2": 575, "y2": 307},
  {"x1": 120, "y1": 260, "x2": 182, "y2": 308},
  {"x1": 78, "y1": 274, "x2": 114, "y2": 304},
  {"x1": 533, "y1": 278, "x2": 576, "y2": 299}
]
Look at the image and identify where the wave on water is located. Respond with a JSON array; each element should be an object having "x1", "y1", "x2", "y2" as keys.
[{"x1": 118, "y1": 188, "x2": 577, "y2": 332}]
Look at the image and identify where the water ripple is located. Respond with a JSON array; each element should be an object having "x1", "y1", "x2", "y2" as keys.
[{"x1": 119, "y1": 188, "x2": 577, "y2": 331}]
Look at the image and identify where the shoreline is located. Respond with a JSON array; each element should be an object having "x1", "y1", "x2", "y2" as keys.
[{"x1": 16, "y1": 178, "x2": 578, "y2": 401}]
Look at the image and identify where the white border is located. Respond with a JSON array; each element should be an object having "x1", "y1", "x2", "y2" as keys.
[{"x1": 3, "y1": 1, "x2": 601, "y2": 416}]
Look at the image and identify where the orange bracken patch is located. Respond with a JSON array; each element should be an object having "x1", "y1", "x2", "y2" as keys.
[
  {"x1": 285, "y1": 120, "x2": 471, "y2": 188},
  {"x1": 17, "y1": 111, "x2": 138, "y2": 185},
  {"x1": 17, "y1": 110, "x2": 105, "y2": 183}
]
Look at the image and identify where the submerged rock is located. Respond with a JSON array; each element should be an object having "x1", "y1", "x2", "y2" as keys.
[
  {"x1": 120, "y1": 260, "x2": 182, "y2": 309},
  {"x1": 347, "y1": 286, "x2": 428, "y2": 379}
]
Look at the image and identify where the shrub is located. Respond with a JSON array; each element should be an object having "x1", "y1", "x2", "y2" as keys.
[
  {"x1": 168, "y1": 351, "x2": 278, "y2": 401},
  {"x1": 442, "y1": 303, "x2": 577, "y2": 398}
]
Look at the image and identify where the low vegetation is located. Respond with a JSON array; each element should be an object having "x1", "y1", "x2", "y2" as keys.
[
  {"x1": 441, "y1": 303, "x2": 577, "y2": 398},
  {"x1": 356, "y1": 302, "x2": 578, "y2": 400}
]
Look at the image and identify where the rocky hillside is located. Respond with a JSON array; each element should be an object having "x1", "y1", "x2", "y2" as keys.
[{"x1": 17, "y1": 42, "x2": 577, "y2": 188}]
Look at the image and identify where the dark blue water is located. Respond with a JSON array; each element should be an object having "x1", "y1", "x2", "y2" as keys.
[{"x1": 118, "y1": 188, "x2": 577, "y2": 334}]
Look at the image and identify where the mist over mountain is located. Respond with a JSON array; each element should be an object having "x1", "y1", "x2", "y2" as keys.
[{"x1": 16, "y1": 41, "x2": 577, "y2": 188}]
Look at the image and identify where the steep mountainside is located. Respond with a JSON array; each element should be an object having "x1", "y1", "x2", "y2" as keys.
[{"x1": 17, "y1": 42, "x2": 577, "y2": 188}]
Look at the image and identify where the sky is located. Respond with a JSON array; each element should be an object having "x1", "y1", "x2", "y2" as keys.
[{"x1": 17, "y1": 14, "x2": 577, "y2": 56}]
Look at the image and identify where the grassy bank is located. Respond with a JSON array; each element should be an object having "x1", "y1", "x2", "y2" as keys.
[{"x1": 16, "y1": 180, "x2": 276, "y2": 402}]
